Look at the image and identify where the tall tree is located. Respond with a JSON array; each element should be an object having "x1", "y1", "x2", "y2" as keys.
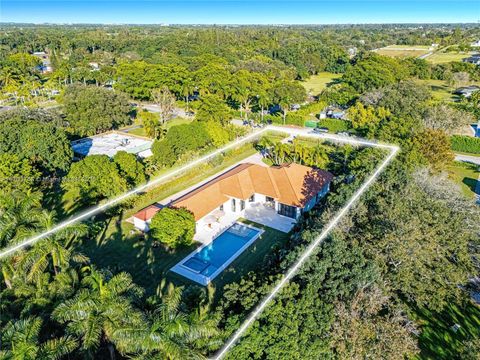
[{"x1": 151, "y1": 86, "x2": 176, "y2": 125}]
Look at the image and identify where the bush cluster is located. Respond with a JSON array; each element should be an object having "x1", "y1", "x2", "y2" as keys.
[{"x1": 450, "y1": 135, "x2": 480, "y2": 154}]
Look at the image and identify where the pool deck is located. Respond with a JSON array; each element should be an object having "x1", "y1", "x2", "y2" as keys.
[{"x1": 170, "y1": 222, "x2": 264, "y2": 285}]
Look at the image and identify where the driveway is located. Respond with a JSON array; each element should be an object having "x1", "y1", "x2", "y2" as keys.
[{"x1": 455, "y1": 154, "x2": 480, "y2": 166}]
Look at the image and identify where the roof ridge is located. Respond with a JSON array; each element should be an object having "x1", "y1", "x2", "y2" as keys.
[
  {"x1": 267, "y1": 166, "x2": 281, "y2": 199},
  {"x1": 280, "y1": 165, "x2": 300, "y2": 204}
]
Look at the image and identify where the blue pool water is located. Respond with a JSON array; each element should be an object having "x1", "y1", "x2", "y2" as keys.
[{"x1": 182, "y1": 223, "x2": 261, "y2": 276}]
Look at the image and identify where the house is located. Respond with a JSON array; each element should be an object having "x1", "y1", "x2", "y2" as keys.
[
  {"x1": 71, "y1": 131, "x2": 153, "y2": 158},
  {"x1": 471, "y1": 40, "x2": 480, "y2": 47},
  {"x1": 320, "y1": 106, "x2": 347, "y2": 120},
  {"x1": 132, "y1": 204, "x2": 162, "y2": 232},
  {"x1": 133, "y1": 162, "x2": 333, "y2": 239},
  {"x1": 32, "y1": 51, "x2": 52, "y2": 73},
  {"x1": 454, "y1": 86, "x2": 480, "y2": 98},
  {"x1": 463, "y1": 54, "x2": 480, "y2": 66}
]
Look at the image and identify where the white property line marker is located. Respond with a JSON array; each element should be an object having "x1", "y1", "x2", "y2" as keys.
[
  {"x1": 0, "y1": 127, "x2": 268, "y2": 259},
  {"x1": 213, "y1": 140, "x2": 399, "y2": 360},
  {"x1": 0, "y1": 124, "x2": 399, "y2": 359}
]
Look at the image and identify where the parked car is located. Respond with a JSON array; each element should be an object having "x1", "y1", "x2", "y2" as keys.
[{"x1": 313, "y1": 127, "x2": 329, "y2": 133}]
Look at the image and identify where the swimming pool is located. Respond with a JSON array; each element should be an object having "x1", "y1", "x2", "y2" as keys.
[{"x1": 171, "y1": 223, "x2": 263, "y2": 285}]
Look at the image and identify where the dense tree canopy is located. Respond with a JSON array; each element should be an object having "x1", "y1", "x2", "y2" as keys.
[
  {"x1": 62, "y1": 154, "x2": 127, "y2": 205},
  {"x1": 0, "y1": 110, "x2": 72, "y2": 174},
  {"x1": 63, "y1": 85, "x2": 132, "y2": 136}
]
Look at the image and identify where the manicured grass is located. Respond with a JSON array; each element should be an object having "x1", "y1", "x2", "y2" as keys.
[
  {"x1": 447, "y1": 161, "x2": 479, "y2": 199},
  {"x1": 317, "y1": 118, "x2": 351, "y2": 133},
  {"x1": 125, "y1": 145, "x2": 257, "y2": 218},
  {"x1": 78, "y1": 217, "x2": 198, "y2": 296},
  {"x1": 412, "y1": 300, "x2": 480, "y2": 359},
  {"x1": 426, "y1": 52, "x2": 472, "y2": 64},
  {"x1": 413, "y1": 79, "x2": 457, "y2": 102},
  {"x1": 383, "y1": 44, "x2": 432, "y2": 50},
  {"x1": 300, "y1": 72, "x2": 342, "y2": 95},
  {"x1": 376, "y1": 49, "x2": 428, "y2": 58},
  {"x1": 165, "y1": 117, "x2": 193, "y2": 130},
  {"x1": 126, "y1": 126, "x2": 148, "y2": 137},
  {"x1": 78, "y1": 215, "x2": 290, "y2": 297}
]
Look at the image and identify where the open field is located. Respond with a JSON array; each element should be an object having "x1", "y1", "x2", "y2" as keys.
[
  {"x1": 413, "y1": 79, "x2": 457, "y2": 102},
  {"x1": 447, "y1": 161, "x2": 479, "y2": 199},
  {"x1": 375, "y1": 49, "x2": 428, "y2": 58},
  {"x1": 300, "y1": 72, "x2": 342, "y2": 95},
  {"x1": 426, "y1": 52, "x2": 472, "y2": 64},
  {"x1": 374, "y1": 45, "x2": 431, "y2": 58},
  {"x1": 383, "y1": 44, "x2": 432, "y2": 50}
]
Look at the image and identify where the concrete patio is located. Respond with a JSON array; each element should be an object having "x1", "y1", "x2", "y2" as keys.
[{"x1": 244, "y1": 202, "x2": 296, "y2": 233}]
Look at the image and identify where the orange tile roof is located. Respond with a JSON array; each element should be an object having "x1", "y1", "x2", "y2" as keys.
[
  {"x1": 170, "y1": 162, "x2": 333, "y2": 221},
  {"x1": 133, "y1": 204, "x2": 162, "y2": 221}
]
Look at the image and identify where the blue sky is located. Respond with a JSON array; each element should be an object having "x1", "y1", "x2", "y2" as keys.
[{"x1": 1, "y1": 1, "x2": 478, "y2": 24}]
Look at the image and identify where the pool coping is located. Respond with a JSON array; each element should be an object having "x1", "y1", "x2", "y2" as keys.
[{"x1": 170, "y1": 222, "x2": 265, "y2": 286}]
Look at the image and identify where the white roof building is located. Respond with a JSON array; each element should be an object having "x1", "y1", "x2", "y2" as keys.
[{"x1": 71, "y1": 131, "x2": 153, "y2": 158}]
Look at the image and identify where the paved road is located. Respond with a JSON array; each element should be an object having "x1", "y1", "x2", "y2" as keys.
[{"x1": 455, "y1": 154, "x2": 480, "y2": 165}]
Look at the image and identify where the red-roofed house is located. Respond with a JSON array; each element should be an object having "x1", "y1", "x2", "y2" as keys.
[{"x1": 133, "y1": 162, "x2": 333, "y2": 238}]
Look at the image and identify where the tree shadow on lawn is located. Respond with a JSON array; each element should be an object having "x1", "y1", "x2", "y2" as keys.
[
  {"x1": 412, "y1": 299, "x2": 480, "y2": 359},
  {"x1": 78, "y1": 214, "x2": 198, "y2": 297}
]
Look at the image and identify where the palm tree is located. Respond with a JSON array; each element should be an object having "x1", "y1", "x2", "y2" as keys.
[
  {"x1": 115, "y1": 284, "x2": 219, "y2": 359},
  {"x1": 0, "y1": 190, "x2": 47, "y2": 248},
  {"x1": 19, "y1": 220, "x2": 89, "y2": 283},
  {"x1": 0, "y1": 317, "x2": 77, "y2": 360},
  {"x1": 52, "y1": 267, "x2": 144, "y2": 359}
]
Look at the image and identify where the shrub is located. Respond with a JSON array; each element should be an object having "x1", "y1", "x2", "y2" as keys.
[{"x1": 450, "y1": 135, "x2": 480, "y2": 154}]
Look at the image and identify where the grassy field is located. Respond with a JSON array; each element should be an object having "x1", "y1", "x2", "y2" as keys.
[
  {"x1": 317, "y1": 118, "x2": 351, "y2": 133},
  {"x1": 383, "y1": 45, "x2": 432, "y2": 50},
  {"x1": 413, "y1": 79, "x2": 457, "y2": 102},
  {"x1": 426, "y1": 52, "x2": 472, "y2": 64},
  {"x1": 120, "y1": 117, "x2": 193, "y2": 137},
  {"x1": 447, "y1": 161, "x2": 479, "y2": 199},
  {"x1": 376, "y1": 49, "x2": 428, "y2": 58},
  {"x1": 300, "y1": 72, "x2": 342, "y2": 95},
  {"x1": 413, "y1": 300, "x2": 480, "y2": 359}
]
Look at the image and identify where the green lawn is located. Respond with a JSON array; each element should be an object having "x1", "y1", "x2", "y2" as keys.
[
  {"x1": 447, "y1": 161, "x2": 479, "y2": 199},
  {"x1": 165, "y1": 117, "x2": 193, "y2": 129},
  {"x1": 78, "y1": 214, "x2": 290, "y2": 298},
  {"x1": 300, "y1": 72, "x2": 342, "y2": 95},
  {"x1": 376, "y1": 49, "x2": 428, "y2": 58},
  {"x1": 413, "y1": 79, "x2": 458, "y2": 102},
  {"x1": 317, "y1": 118, "x2": 351, "y2": 133},
  {"x1": 412, "y1": 300, "x2": 480, "y2": 359},
  {"x1": 426, "y1": 52, "x2": 472, "y2": 64},
  {"x1": 383, "y1": 44, "x2": 432, "y2": 50}
]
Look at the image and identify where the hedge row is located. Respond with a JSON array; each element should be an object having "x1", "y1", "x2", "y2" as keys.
[{"x1": 450, "y1": 135, "x2": 480, "y2": 154}]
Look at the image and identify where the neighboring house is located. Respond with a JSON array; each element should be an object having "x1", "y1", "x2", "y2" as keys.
[
  {"x1": 454, "y1": 86, "x2": 480, "y2": 98},
  {"x1": 471, "y1": 40, "x2": 480, "y2": 47},
  {"x1": 133, "y1": 162, "x2": 333, "y2": 239},
  {"x1": 32, "y1": 51, "x2": 52, "y2": 73},
  {"x1": 71, "y1": 131, "x2": 153, "y2": 159},
  {"x1": 463, "y1": 54, "x2": 480, "y2": 65},
  {"x1": 320, "y1": 106, "x2": 347, "y2": 120}
]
